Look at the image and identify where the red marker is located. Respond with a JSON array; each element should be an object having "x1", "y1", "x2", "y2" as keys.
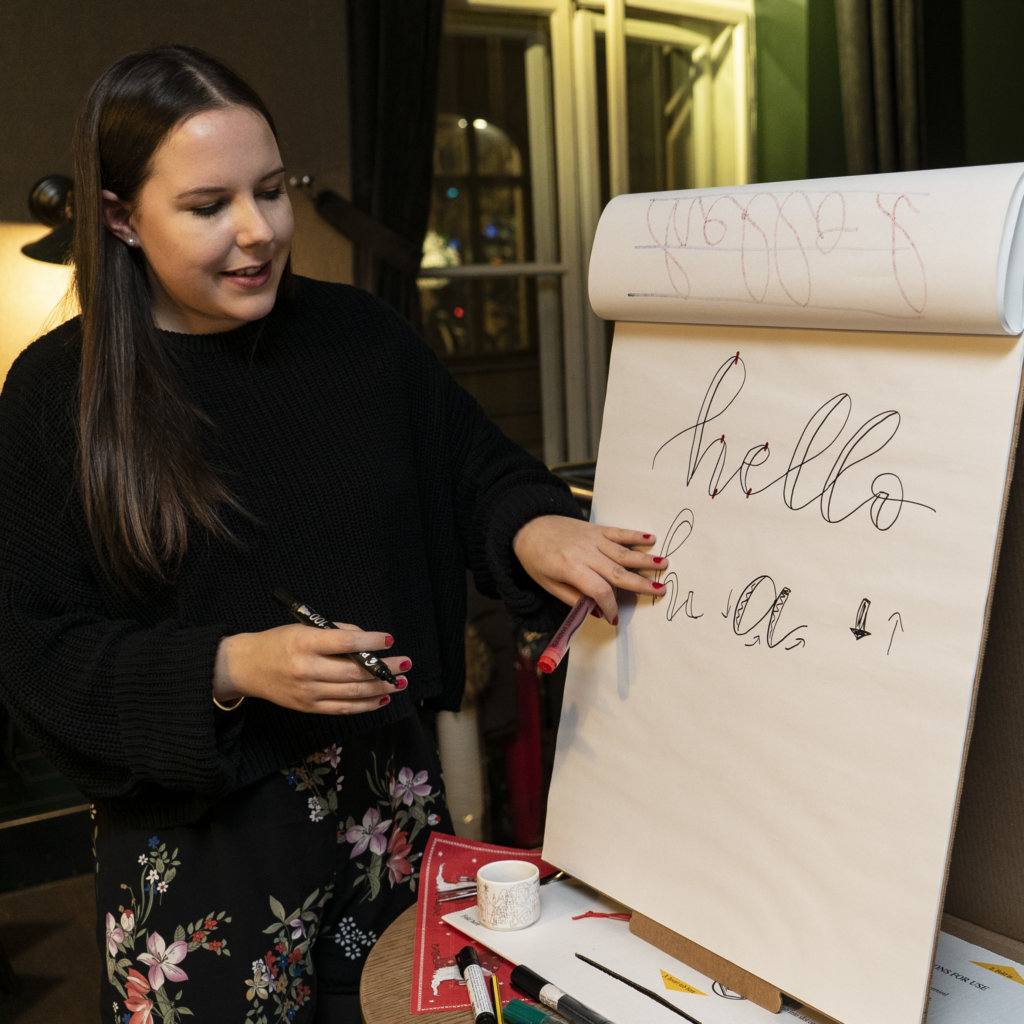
[{"x1": 537, "y1": 596, "x2": 596, "y2": 674}]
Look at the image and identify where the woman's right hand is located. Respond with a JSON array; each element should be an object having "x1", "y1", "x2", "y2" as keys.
[{"x1": 212, "y1": 622, "x2": 408, "y2": 714}]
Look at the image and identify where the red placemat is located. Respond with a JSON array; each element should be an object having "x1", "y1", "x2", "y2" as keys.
[{"x1": 410, "y1": 832, "x2": 556, "y2": 1013}]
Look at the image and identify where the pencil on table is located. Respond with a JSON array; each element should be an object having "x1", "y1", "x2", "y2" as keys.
[{"x1": 491, "y1": 971, "x2": 504, "y2": 1024}]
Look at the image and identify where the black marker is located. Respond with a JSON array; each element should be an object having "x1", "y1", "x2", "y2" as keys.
[
  {"x1": 510, "y1": 964, "x2": 616, "y2": 1024},
  {"x1": 456, "y1": 946, "x2": 497, "y2": 1024},
  {"x1": 273, "y1": 588, "x2": 396, "y2": 684}
]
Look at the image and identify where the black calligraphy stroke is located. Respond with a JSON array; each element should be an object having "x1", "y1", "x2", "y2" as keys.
[
  {"x1": 657, "y1": 510, "x2": 807, "y2": 651},
  {"x1": 654, "y1": 508, "x2": 703, "y2": 622},
  {"x1": 733, "y1": 576, "x2": 807, "y2": 650},
  {"x1": 652, "y1": 353, "x2": 936, "y2": 531}
]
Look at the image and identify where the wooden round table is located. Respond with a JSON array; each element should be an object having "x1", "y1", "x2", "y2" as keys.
[{"x1": 359, "y1": 905, "x2": 469, "y2": 1024}]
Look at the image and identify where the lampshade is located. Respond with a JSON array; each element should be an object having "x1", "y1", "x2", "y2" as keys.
[
  {"x1": 0, "y1": 223, "x2": 75, "y2": 380},
  {"x1": 21, "y1": 220, "x2": 73, "y2": 265},
  {"x1": 21, "y1": 175, "x2": 73, "y2": 266}
]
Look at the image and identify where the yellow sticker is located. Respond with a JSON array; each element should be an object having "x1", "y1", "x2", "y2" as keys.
[
  {"x1": 661, "y1": 970, "x2": 706, "y2": 996},
  {"x1": 971, "y1": 961, "x2": 1024, "y2": 985}
]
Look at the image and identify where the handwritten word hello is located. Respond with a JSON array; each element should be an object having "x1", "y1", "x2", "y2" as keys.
[{"x1": 652, "y1": 353, "x2": 936, "y2": 531}]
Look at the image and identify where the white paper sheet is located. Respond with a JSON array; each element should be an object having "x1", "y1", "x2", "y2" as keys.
[
  {"x1": 544, "y1": 165, "x2": 1024, "y2": 1024},
  {"x1": 447, "y1": 880, "x2": 782, "y2": 1024},
  {"x1": 444, "y1": 882, "x2": 1024, "y2": 1024}
]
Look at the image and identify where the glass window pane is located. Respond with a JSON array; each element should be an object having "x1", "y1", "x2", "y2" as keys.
[
  {"x1": 425, "y1": 186, "x2": 472, "y2": 264},
  {"x1": 595, "y1": 35, "x2": 699, "y2": 198},
  {"x1": 419, "y1": 13, "x2": 554, "y2": 457},
  {"x1": 428, "y1": 30, "x2": 537, "y2": 265},
  {"x1": 418, "y1": 274, "x2": 539, "y2": 357},
  {"x1": 627, "y1": 40, "x2": 696, "y2": 193},
  {"x1": 434, "y1": 113, "x2": 472, "y2": 175},
  {"x1": 417, "y1": 274, "x2": 559, "y2": 459},
  {"x1": 479, "y1": 185, "x2": 526, "y2": 263}
]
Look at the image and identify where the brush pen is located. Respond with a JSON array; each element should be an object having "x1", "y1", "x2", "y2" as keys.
[
  {"x1": 537, "y1": 595, "x2": 596, "y2": 674},
  {"x1": 575, "y1": 953, "x2": 704, "y2": 1024},
  {"x1": 273, "y1": 588, "x2": 395, "y2": 684},
  {"x1": 502, "y1": 999, "x2": 561, "y2": 1024},
  {"x1": 510, "y1": 963, "x2": 617, "y2": 1024},
  {"x1": 456, "y1": 946, "x2": 497, "y2": 1024}
]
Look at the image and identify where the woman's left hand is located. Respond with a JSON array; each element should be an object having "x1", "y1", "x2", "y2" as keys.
[{"x1": 512, "y1": 515, "x2": 665, "y2": 623}]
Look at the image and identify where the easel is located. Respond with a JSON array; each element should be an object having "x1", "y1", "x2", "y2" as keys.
[
  {"x1": 543, "y1": 162, "x2": 1024, "y2": 1024},
  {"x1": 631, "y1": 913, "x2": 784, "y2": 1012}
]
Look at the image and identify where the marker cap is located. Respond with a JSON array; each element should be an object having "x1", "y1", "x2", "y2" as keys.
[
  {"x1": 502, "y1": 998, "x2": 559, "y2": 1024},
  {"x1": 536, "y1": 653, "x2": 557, "y2": 673}
]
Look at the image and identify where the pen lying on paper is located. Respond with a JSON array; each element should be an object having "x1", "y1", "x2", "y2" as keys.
[
  {"x1": 273, "y1": 588, "x2": 396, "y2": 684},
  {"x1": 537, "y1": 595, "x2": 596, "y2": 674},
  {"x1": 575, "y1": 953, "x2": 704, "y2": 1024},
  {"x1": 510, "y1": 963, "x2": 616, "y2": 1024}
]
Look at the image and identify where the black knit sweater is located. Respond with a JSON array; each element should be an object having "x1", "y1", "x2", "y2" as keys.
[{"x1": 0, "y1": 277, "x2": 579, "y2": 826}]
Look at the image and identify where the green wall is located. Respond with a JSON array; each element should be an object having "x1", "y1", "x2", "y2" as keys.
[
  {"x1": 754, "y1": 0, "x2": 1024, "y2": 182},
  {"x1": 958, "y1": 1, "x2": 1024, "y2": 166},
  {"x1": 753, "y1": 0, "x2": 845, "y2": 184},
  {"x1": 753, "y1": 0, "x2": 807, "y2": 182}
]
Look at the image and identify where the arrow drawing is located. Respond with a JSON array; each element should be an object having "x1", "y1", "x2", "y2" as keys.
[
  {"x1": 888, "y1": 611, "x2": 904, "y2": 655},
  {"x1": 851, "y1": 598, "x2": 871, "y2": 639}
]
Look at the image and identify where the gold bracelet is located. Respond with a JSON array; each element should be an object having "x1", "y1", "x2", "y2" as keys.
[{"x1": 212, "y1": 693, "x2": 245, "y2": 711}]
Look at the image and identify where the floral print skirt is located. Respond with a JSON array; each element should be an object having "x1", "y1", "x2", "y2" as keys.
[{"x1": 93, "y1": 712, "x2": 451, "y2": 1023}]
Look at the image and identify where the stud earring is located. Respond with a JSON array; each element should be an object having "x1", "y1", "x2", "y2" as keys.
[{"x1": 127, "y1": 236, "x2": 136, "y2": 246}]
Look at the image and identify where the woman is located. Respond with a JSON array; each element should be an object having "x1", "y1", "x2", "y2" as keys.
[{"x1": 0, "y1": 45, "x2": 665, "y2": 1022}]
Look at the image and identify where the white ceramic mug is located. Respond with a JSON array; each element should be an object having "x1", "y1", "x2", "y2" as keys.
[{"x1": 476, "y1": 859, "x2": 541, "y2": 931}]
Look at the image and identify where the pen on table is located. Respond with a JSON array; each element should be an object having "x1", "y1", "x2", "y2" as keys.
[
  {"x1": 502, "y1": 998, "x2": 562, "y2": 1024},
  {"x1": 510, "y1": 963, "x2": 617, "y2": 1024},
  {"x1": 490, "y1": 971, "x2": 504, "y2": 1024},
  {"x1": 536, "y1": 595, "x2": 596, "y2": 674},
  {"x1": 456, "y1": 946, "x2": 497, "y2": 1024},
  {"x1": 272, "y1": 588, "x2": 396, "y2": 684},
  {"x1": 436, "y1": 887, "x2": 478, "y2": 904}
]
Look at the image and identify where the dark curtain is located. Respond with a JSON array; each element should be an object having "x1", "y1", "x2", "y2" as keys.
[
  {"x1": 345, "y1": 0, "x2": 445, "y2": 329},
  {"x1": 833, "y1": 0, "x2": 925, "y2": 174}
]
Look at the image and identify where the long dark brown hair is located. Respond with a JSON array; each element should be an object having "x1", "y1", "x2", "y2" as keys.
[{"x1": 71, "y1": 44, "x2": 289, "y2": 592}]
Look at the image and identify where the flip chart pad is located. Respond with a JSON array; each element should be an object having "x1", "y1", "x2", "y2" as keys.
[
  {"x1": 587, "y1": 164, "x2": 1024, "y2": 335},
  {"x1": 543, "y1": 165, "x2": 1024, "y2": 1024}
]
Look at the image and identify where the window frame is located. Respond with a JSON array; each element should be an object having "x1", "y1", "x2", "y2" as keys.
[{"x1": 421, "y1": 0, "x2": 756, "y2": 462}]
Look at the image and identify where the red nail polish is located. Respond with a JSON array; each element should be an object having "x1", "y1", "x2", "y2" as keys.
[
  {"x1": 378, "y1": 696, "x2": 391, "y2": 707},
  {"x1": 384, "y1": 634, "x2": 394, "y2": 648},
  {"x1": 642, "y1": 533, "x2": 653, "y2": 540},
  {"x1": 653, "y1": 556, "x2": 665, "y2": 564},
  {"x1": 652, "y1": 582, "x2": 665, "y2": 591},
  {"x1": 394, "y1": 676, "x2": 408, "y2": 690},
  {"x1": 398, "y1": 659, "x2": 412, "y2": 672},
  {"x1": 611, "y1": 615, "x2": 619, "y2": 626}
]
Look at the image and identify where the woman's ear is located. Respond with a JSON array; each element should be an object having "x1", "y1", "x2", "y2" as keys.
[{"x1": 101, "y1": 189, "x2": 136, "y2": 245}]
